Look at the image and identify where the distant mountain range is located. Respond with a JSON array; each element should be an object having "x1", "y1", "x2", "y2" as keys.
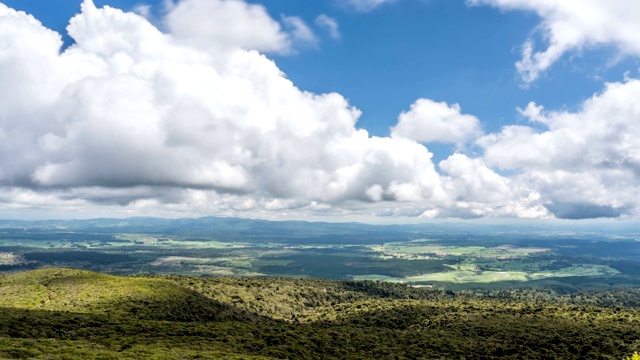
[{"x1": 0, "y1": 216, "x2": 638, "y2": 239}]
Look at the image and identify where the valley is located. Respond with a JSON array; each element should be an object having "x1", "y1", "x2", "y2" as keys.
[{"x1": 1, "y1": 217, "x2": 640, "y2": 292}]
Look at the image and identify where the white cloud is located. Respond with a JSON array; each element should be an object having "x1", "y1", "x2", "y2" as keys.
[
  {"x1": 165, "y1": 0, "x2": 292, "y2": 54},
  {"x1": 391, "y1": 99, "x2": 482, "y2": 144},
  {"x1": 469, "y1": 0, "x2": 640, "y2": 83},
  {"x1": 478, "y1": 78, "x2": 640, "y2": 218},
  {"x1": 4, "y1": 0, "x2": 638, "y2": 221},
  {"x1": 315, "y1": 14, "x2": 340, "y2": 40},
  {"x1": 281, "y1": 15, "x2": 318, "y2": 49},
  {"x1": 133, "y1": 4, "x2": 151, "y2": 18},
  {"x1": 341, "y1": 0, "x2": 398, "y2": 12},
  {"x1": 3, "y1": 0, "x2": 498, "y2": 219},
  {"x1": 438, "y1": 154, "x2": 548, "y2": 218}
]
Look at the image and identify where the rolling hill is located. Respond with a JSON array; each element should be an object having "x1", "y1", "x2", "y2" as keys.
[{"x1": 1, "y1": 268, "x2": 639, "y2": 359}]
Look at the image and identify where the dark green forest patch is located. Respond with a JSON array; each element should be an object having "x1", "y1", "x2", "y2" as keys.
[{"x1": 1, "y1": 268, "x2": 639, "y2": 359}]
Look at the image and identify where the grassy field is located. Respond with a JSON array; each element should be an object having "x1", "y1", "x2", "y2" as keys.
[{"x1": 353, "y1": 264, "x2": 622, "y2": 284}]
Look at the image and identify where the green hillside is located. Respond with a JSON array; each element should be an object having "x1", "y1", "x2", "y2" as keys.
[{"x1": 1, "y1": 268, "x2": 639, "y2": 359}]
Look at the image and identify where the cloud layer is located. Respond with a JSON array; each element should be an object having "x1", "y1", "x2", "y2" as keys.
[{"x1": 0, "y1": 0, "x2": 639, "y2": 220}]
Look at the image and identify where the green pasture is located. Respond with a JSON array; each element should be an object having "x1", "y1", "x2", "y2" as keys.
[{"x1": 353, "y1": 264, "x2": 621, "y2": 284}]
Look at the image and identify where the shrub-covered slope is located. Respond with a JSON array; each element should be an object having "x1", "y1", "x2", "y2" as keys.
[
  {"x1": 0, "y1": 268, "x2": 263, "y2": 322},
  {"x1": 1, "y1": 268, "x2": 639, "y2": 359}
]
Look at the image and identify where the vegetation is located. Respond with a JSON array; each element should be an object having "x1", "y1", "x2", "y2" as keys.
[
  {"x1": 1, "y1": 268, "x2": 640, "y2": 359},
  {"x1": 3, "y1": 219, "x2": 640, "y2": 358},
  {"x1": 4, "y1": 218, "x2": 640, "y2": 293}
]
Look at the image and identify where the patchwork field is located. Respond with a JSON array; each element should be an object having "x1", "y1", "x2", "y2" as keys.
[{"x1": 1, "y1": 218, "x2": 640, "y2": 291}]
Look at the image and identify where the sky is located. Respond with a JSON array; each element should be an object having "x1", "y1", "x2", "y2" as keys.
[{"x1": 0, "y1": 0, "x2": 640, "y2": 223}]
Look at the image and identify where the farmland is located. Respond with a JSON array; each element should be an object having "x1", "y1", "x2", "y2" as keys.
[{"x1": 1, "y1": 217, "x2": 639, "y2": 292}]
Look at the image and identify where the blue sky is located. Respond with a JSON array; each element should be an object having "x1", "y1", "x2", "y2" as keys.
[{"x1": 1, "y1": 0, "x2": 640, "y2": 222}]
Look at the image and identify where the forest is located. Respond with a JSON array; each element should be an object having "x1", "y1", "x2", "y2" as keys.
[{"x1": 1, "y1": 268, "x2": 640, "y2": 359}]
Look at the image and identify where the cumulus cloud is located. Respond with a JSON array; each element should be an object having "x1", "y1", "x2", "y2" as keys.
[
  {"x1": 315, "y1": 15, "x2": 340, "y2": 40},
  {"x1": 3, "y1": 0, "x2": 638, "y2": 221},
  {"x1": 469, "y1": 0, "x2": 640, "y2": 83},
  {"x1": 391, "y1": 99, "x2": 482, "y2": 145},
  {"x1": 478, "y1": 79, "x2": 640, "y2": 218},
  {"x1": 438, "y1": 154, "x2": 548, "y2": 219},
  {"x1": 2, "y1": 0, "x2": 499, "y2": 219},
  {"x1": 165, "y1": 0, "x2": 292, "y2": 54}
]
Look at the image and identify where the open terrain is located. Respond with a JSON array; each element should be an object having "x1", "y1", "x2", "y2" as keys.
[
  {"x1": 1, "y1": 217, "x2": 640, "y2": 292},
  {"x1": 1, "y1": 218, "x2": 640, "y2": 358}
]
